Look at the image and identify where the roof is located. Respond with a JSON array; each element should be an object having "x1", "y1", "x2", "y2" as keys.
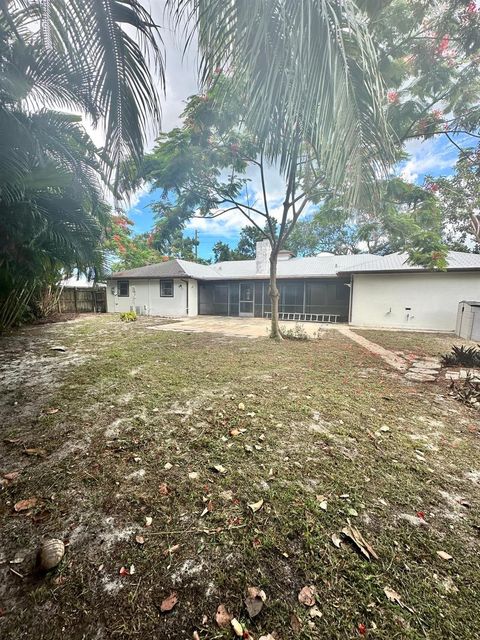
[
  {"x1": 108, "y1": 251, "x2": 480, "y2": 281},
  {"x1": 338, "y1": 251, "x2": 480, "y2": 274},
  {"x1": 109, "y1": 254, "x2": 385, "y2": 281}
]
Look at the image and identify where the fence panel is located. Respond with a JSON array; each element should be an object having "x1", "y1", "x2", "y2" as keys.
[{"x1": 58, "y1": 288, "x2": 106, "y2": 314}]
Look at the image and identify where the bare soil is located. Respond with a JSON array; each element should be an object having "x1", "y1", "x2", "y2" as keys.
[{"x1": 1, "y1": 316, "x2": 479, "y2": 639}]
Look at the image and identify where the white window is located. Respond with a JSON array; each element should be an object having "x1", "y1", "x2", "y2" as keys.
[{"x1": 160, "y1": 279, "x2": 174, "y2": 297}]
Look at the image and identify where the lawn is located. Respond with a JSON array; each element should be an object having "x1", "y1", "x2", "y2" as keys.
[
  {"x1": 1, "y1": 316, "x2": 479, "y2": 640},
  {"x1": 353, "y1": 329, "x2": 476, "y2": 359}
]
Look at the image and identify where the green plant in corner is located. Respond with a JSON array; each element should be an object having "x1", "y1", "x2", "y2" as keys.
[{"x1": 120, "y1": 311, "x2": 137, "y2": 322}]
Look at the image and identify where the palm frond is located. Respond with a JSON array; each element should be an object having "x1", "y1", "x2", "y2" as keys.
[{"x1": 167, "y1": 0, "x2": 394, "y2": 206}]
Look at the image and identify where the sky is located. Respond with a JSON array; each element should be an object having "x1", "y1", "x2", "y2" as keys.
[{"x1": 124, "y1": 2, "x2": 465, "y2": 261}]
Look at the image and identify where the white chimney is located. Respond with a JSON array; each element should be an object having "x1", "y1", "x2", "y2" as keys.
[{"x1": 255, "y1": 239, "x2": 271, "y2": 274}]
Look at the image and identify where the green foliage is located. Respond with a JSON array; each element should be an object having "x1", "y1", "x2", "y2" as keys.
[
  {"x1": 0, "y1": 1, "x2": 162, "y2": 325},
  {"x1": 120, "y1": 311, "x2": 137, "y2": 322},
  {"x1": 442, "y1": 345, "x2": 480, "y2": 368}
]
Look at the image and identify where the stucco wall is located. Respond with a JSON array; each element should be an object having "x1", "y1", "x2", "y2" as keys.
[
  {"x1": 106, "y1": 278, "x2": 198, "y2": 317},
  {"x1": 351, "y1": 272, "x2": 480, "y2": 331}
]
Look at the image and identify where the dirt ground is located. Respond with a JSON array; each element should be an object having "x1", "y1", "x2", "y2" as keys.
[{"x1": 1, "y1": 315, "x2": 479, "y2": 639}]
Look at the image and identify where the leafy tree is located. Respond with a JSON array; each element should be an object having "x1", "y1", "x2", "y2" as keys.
[
  {"x1": 142, "y1": 79, "x2": 334, "y2": 338},
  {"x1": 212, "y1": 242, "x2": 236, "y2": 263},
  {"x1": 0, "y1": 2, "x2": 162, "y2": 327}
]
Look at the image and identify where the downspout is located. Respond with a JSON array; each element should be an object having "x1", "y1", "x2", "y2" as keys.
[
  {"x1": 348, "y1": 274, "x2": 354, "y2": 324},
  {"x1": 181, "y1": 279, "x2": 189, "y2": 316}
]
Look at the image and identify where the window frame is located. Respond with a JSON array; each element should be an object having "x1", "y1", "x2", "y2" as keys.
[
  {"x1": 117, "y1": 280, "x2": 129, "y2": 297},
  {"x1": 160, "y1": 279, "x2": 174, "y2": 298}
]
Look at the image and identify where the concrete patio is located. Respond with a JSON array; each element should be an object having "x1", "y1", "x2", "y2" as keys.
[{"x1": 146, "y1": 315, "x2": 338, "y2": 339}]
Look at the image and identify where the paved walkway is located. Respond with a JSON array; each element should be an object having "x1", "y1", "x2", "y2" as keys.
[{"x1": 336, "y1": 326, "x2": 408, "y2": 371}]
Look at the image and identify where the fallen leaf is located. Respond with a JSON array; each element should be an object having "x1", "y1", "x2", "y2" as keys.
[
  {"x1": 379, "y1": 425, "x2": 390, "y2": 432},
  {"x1": 119, "y1": 566, "x2": 130, "y2": 576},
  {"x1": 50, "y1": 346, "x2": 67, "y2": 352},
  {"x1": 231, "y1": 618, "x2": 244, "y2": 636},
  {"x1": 220, "y1": 490, "x2": 233, "y2": 501},
  {"x1": 160, "y1": 591, "x2": 178, "y2": 612},
  {"x1": 259, "y1": 635, "x2": 275, "y2": 640},
  {"x1": 248, "y1": 498, "x2": 264, "y2": 513},
  {"x1": 347, "y1": 508, "x2": 359, "y2": 517},
  {"x1": 298, "y1": 585, "x2": 316, "y2": 607},
  {"x1": 290, "y1": 612, "x2": 302, "y2": 634},
  {"x1": 308, "y1": 605, "x2": 322, "y2": 619},
  {"x1": 244, "y1": 586, "x2": 266, "y2": 618},
  {"x1": 23, "y1": 448, "x2": 47, "y2": 457},
  {"x1": 159, "y1": 482, "x2": 169, "y2": 496},
  {"x1": 129, "y1": 564, "x2": 135, "y2": 575},
  {"x1": 135, "y1": 535, "x2": 145, "y2": 545},
  {"x1": 164, "y1": 544, "x2": 180, "y2": 556},
  {"x1": 437, "y1": 550, "x2": 453, "y2": 561},
  {"x1": 200, "y1": 500, "x2": 214, "y2": 517},
  {"x1": 210, "y1": 464, "x2": 226, "y2": 474},
  {"x1": 215, "y1": 604, "x2": 232, "y2": 628},
  {"x1": 383, "y1": 586, "x2": 414, "y2": 612},
  {"x1": 45, "y1": 408, "x2": 59, "y2": 415},
  {"x1": 14, "y1": 497, "x2": 37, "y2": 512},
  {"x1": 358, "y1": 622, "x2": 367, "y2": 635},
  {"x1": 3, "y1": 471, "x2": 20, "y2": 481},
  {"x1": 319, "y1": 500, "x2": 328, "y2": 511},
  {"x1": 341, "y1": 521, "x2": 378, "y2": 561},
  {"x1": 193, "y1": 632, "x2": 200, "y2": 640},
  {"x1": 145, "y1": 516, "x2": 153, "y2": 527},
  {"x1": 164, "y1": 462, "x2": 173, "y2": 470},
  {"x1": 229, "y1": 428, "x2": 241, "y2": 437},
  {"x1": 331, "y1": 533, "x2": 342, "y2": 548},
  {"x1": 188, "y1": 471, "x2": 199, "y2": 480},
  {"x1": 244, "y1": 444, "x2": 253, "y2": 453},
  {"x1": 416, "y1": 511, "x2": 425, "y2": 520},
  {"x1": 238, "y1": 402, "x2": 245, "y2": 410}
]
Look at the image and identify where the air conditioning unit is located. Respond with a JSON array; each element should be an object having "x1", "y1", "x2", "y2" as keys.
[{"x1": 456, "y1": 301, "x2": 480, "y2": 340}]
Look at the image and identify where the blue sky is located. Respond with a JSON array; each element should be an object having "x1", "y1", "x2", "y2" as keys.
[{"x1": 124, "y1": 3, "x2": 467, "y2": 261}]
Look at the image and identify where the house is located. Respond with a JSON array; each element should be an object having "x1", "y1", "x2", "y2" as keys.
[{"x1": 106, "y1": 240, "x2": 480, "y2": 331}]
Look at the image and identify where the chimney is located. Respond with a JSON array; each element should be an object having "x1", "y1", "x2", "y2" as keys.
[{"x1": 255, "y1": 239, "x2": 271, "y2": 274}]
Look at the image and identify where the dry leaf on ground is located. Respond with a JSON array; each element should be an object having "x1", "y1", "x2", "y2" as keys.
[
  {"x1": 3, "y1": 472, "x2": 20, "y2": 481},
  {"x1": 210, "y1": 464, "x2": 226, "y2": 474},
  {"x1": 331, "y1": 533, "x2": 342, "y2": 548},
  {"x1": 14, "y1": 497, "x2": 37, "y2": 512},
  {"x1": 159, "y1": 482, "x2": 169, "y2": 496},
  {"x1": 259, "y1": 635, "x2": 275, "y2": 640},
  {"x1": 290, "y1": 612, "x2": 302, "y2": 633},
  {"x1": 160, "y1": 591, "x2": 178, "y2": 612},
  {"x1": 298, "y1": 585, "x2": 316, "y2": 607},
  {"x1": 384, "y1": 586, "x2": 414, "y2": 613},
  {"x1": 341, "y1": 521, "x2": 378, "y2": 561},
  {"x1": 23, "y1": 448, "x2": 47, "y2": 457},
  {"x1": 145, "y1": 516, "x2": 153, "y2": 527},
  {"x1": 231, "y1": 618, "x2": 244, "y2": 636},
  {"x1": 135, "y1": 535, "x2": 145, "y2": 545},
  {"x1": 309, "y1": 605, "x2": 322, "y2": 619},
  {"x1": 437, "y1": 550, "x2": 453, "y2": 561},
  {"x1": 215, "y1": 604, "x2": 232, "y2": 628},
  {"x1": 248, "y1": 498, "x2": 264, "y2": 513},
  {"x1": 245, "y1": 586, "x2": 267, "y2": 618}
]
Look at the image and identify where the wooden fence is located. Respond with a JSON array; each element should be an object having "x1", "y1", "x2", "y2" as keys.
[{"x1": 58, "y1": 287, "x2": 106, "y2": 314}]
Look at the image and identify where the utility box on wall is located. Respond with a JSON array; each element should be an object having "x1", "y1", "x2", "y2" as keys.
[{"x1": 456, "y1": 301, "x2": 480, "y2": 340}]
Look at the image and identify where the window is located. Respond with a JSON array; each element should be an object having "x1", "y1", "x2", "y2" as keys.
[
  {"x1": 160, "y1": 279, "x2": 174, "y2": 297},
  {"x1": 117, "y1": 280, "x2": 129, "y2": 297}
]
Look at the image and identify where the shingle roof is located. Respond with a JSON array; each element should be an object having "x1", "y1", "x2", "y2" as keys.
[
  {"x1": 338, "y1": 251, "x2": 480, "y2": 273},
  {"x1": 109, "y1": 254, "x2": 384, "y2": 280},
  {"x1": 109, "y1": 251, "x2": 480, "y2": 281}
]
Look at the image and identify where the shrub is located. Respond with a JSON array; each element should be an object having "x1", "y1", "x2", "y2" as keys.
[
  {"x1": 120, "y1": 311, "x2": 137, "y2": 322},
  {"x1": 280, "y1": 323, "x2": 309, "y2": 341},
  {"x1": 441, "y1": 345, "x2": 480, "y2": 367}
]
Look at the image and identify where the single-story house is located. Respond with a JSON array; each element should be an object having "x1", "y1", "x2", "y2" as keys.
[{"x1": 106, "y1": 239, "x2": 480, "y2": 331}]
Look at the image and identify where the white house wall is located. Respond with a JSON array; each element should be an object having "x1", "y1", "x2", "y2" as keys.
[
  {"x1": 351, "y1": 272, "x2": 480, "y2": 331},
  {"x1": 106, "y1": 279, "x2": 198, "y2": 317}
]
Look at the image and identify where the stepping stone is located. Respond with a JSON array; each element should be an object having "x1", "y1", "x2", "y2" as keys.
[
  {"x1": 405, "y1": 372, "x2": 437, "y2": 382},
  {"x1": 445, "y1": 371, "x2": 460, "y2": 380}
]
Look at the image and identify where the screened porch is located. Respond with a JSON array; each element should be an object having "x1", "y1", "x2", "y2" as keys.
[{"x1": 198, "y1": 279, "x2": 350, "y2": 322}]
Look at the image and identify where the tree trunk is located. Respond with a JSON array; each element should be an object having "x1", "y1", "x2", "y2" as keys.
[{"x1": 269, "y1": 250, "x2": 282, "y2": 340}]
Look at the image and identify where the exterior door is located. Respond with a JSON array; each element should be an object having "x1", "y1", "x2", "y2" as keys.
[{"x1": 239, "y1": 282, "x2": 254, "y2": 317}]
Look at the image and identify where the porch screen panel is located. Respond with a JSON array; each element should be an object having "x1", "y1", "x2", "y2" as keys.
[
  {"x1": 254, "y1": 282, "x2": 264, "y2": 317},
  {"x1": 279, "y1": 281, "x2": 304, "y2": 314},
  {"x1": 213, "y1": 284, "x2": 228, "y2": 315},
  {"x1": 229, "y1": 283, "x2": 239, "y2": 316},
  {"x1": 199, "y1": 283, "x2": 215, "y2": 314},
  {"x1": 263, "y1": 282, "x2": 271, "y2": 316}
]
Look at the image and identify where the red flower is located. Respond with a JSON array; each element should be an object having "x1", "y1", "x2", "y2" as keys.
[
  {"x1": 358, "y1": 623, "x2": 367, "y2": 635},
  {"x1": 467, "y1": 1, "x2": 477, "y2": 14},
  {"x1": 416, "y1": 511, "x2": 425, "y2": 520},
  {"x1": 387, "y1": 90, "x2": 399, "y2": 104},
  {"x1": 426, "y1": 182, "x2": 439, "y2": 192},
  {"x1": 436, "y1": 34, "x2": 450, "y2": 55}
]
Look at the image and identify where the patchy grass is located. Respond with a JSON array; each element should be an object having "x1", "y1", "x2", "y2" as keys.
[
  {"x1": 1, "y1": 315, "x2": 480, "y2": 640},
  {"x1": 354, "y1": 329, "x2": 478, "y2": 359}
]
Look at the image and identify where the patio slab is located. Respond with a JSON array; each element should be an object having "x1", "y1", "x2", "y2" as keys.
[{"x1": 146, "y1": 315, "x2": 337, "y2": 339}]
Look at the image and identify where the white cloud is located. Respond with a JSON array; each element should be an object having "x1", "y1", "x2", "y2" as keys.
[{"x1": 398, "y1": 138, "x2": 458, "y2": 183}]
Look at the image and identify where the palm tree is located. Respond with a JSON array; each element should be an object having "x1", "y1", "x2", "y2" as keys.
[
  {"x1": 0, "y1": 1, "x2": 163, "y2": 328},
  {"x1": 167, "y1": 0, "x2": 394, "y2": 337}
]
